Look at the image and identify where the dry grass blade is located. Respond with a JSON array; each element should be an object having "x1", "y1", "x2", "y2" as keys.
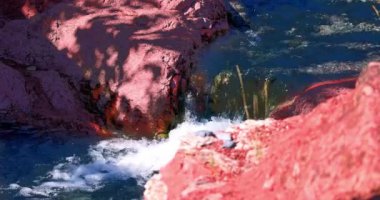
[
  {"x1": 263, "y1": 78, "x2": 270, "y2": 117},
  {"x1": 253, "y1": 94, "x2": 259, "y2": 119},
  {"x1": 236, "y1": 65, "x2": 250, "y2": 119},
  {"x1": 372, "y1": 5, "x2": 380, "y2": 18}
]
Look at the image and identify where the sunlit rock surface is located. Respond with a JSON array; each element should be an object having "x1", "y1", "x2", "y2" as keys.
[
  {"x1": 145, "y1": 62, "x2": 380, "y2": 199},
  {"x1": 0, "y1": 0, "x2": 228, "y2": 135}
]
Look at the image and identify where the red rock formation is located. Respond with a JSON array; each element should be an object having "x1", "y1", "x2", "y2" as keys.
[
  {"x1": 270, "y1": 77, "x2": 357, "y2": 119},
  {"x1": 0, "y1": 0, "x2": 228, "y2": 135},
  {"x1": 144, "y1": 62, "x2": 380, "y2": 200},
  {"x1": 0, "y1": 60, "x2": 95, "y2": 132}
]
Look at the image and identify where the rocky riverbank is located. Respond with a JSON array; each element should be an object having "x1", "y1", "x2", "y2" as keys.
[
  {"x1": 0, "y1": 0, "x2": 229, "y2": 135},
  {"x1": 145, "y1": 62, "x2": 380, "y2": 200}
]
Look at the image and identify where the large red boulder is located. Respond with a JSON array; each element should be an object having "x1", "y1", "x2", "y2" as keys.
[
  {"x1": 0, "y1": 0, "x2": 228, "y2": 135},
  {"x1": 145, "y1": 62, "x2": 380, "y2": 199}
]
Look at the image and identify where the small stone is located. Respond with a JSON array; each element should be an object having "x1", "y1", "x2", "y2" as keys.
[
  {"x1": 222, "y1": 140, "x2": 236, "y2": 149},
  {"x1": 194, "y1": 130, "x2": 216, "y2": 138}
]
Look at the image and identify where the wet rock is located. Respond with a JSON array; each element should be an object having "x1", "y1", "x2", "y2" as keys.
[
  {"x1": 181, "y1": 134, "x2": 218, "y2": 149},
  {"x1": 222, "y1": 140, "x2": 236, "y2": 149},
  {"x1": 145, "y1": 62, "x2": 380, "y2": 200},
  {"x1": 194, "y1": 130, "x2": 216, "y2": 138}
]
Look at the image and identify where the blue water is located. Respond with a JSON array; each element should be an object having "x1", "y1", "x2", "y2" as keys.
[
  {"x1": 0, "y1": 124, "x2": 146, "y2": 199},
  {"x1": 0, "y1": 118, "x2": 235, "y2": 199},
  {"x1": 1, "y1": 0, "x2": 380, "y2": 199},
  {"x1": 196, "y1": 0, "x2": 380, "y2": 118}
]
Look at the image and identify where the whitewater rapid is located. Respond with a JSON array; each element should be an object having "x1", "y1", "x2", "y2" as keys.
[{"x1": 7, "y1": 116, "x2": 239, "y2": 198}]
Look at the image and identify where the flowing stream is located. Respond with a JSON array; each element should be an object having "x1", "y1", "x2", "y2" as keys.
[
  {"x1": 197, "y1": 0, "x2": 380, "y2": 118},
  {"x1": 1, "y1": 0, "x2": 380, "y2": 199},
  {"x1": 0, "y1": 117, "x2": 238, "y2": 199}
]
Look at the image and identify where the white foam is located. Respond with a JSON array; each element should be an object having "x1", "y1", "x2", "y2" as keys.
[
  {"x1": 13, "y1": 117, "x2": 238, "y2": 197},
  {"x1": 317, "y1": 15, "x2": 380, "y2": 36},
  {"x1": 8, "y1": 184, "x2": 21, "y2": 190}
]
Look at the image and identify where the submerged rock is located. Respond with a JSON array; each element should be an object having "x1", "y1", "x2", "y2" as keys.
[
  {"x1": 0, "y1": 0, "x2": 229, "y2": 135},
  {"x1": 145, "y1": 62, "x2": 380, "y2": 199}
]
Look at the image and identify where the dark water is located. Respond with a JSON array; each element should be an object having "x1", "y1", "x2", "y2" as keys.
[
  {"x1": 1, "y1": 0, "x2": 380, "y2": 199},
  {"x1": 0, "y1": 119, "x2": 232, "y2": 200},
  {"x1": 0, "y1": 124, "x2": 144, "y2": 199},
  {"x1": 197, "y1": 0, "x2": 380, "y2": 118}
]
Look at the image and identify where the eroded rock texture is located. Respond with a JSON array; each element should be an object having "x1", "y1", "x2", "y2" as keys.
[{"x1": 0, "y1": 0, "x2": 228, "y2": 135}]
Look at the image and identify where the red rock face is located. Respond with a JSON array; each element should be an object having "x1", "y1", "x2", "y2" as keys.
[
  {"x1": 270, "y1": 77, "x2": 357, "y2": 119},
  {"x1": 0, "y1": 0, "x2": 228, "y2": 135},
  {"x1": 0, "y1": 60, "x2": 95, "y2": 132},
  {"x1": 145, "y1": 62, "x2": 380, "y2": 199}
]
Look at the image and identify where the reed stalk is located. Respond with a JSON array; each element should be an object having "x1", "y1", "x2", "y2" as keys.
[
  {"x1": 263, "y1": 78, "x2": 270, "y2": 117},
  {"x1": 253, "y1": 94, "x2": 259, "y2": 119},
  {"x1": 236, "y1": 65, "x2": 250, "y2": 119},
  {"x1": 372, "y1": 5, "x2": 380, "y2": 18}
]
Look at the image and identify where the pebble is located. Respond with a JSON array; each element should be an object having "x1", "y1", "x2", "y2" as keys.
[
  {"x1": 223, "y1": 140, "x2": 236, "y2": 149},
  {"x1": 194, "y1": 130, "x2": 216, "y2": 138}
]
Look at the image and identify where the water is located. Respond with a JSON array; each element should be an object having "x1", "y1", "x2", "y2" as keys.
[
  {"x1": 197, "y1": 0, "x2": 380, "y2": 118},
  {"x1": 0, "y1": 117, "x2": 237, "y2": 199},
  {"x1": 1, "y1": 0, "x2": 380, "y2": 199}
]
